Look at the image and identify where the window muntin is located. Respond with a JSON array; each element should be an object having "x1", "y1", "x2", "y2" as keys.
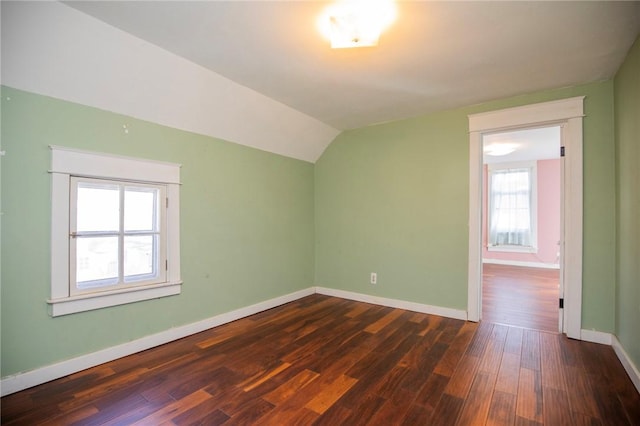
[{"x1": 70, "y1": 177, "x2": 166, "y2": 295}]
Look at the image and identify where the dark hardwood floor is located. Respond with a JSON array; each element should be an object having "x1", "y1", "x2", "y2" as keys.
[
  {"x1": 483, "y1": 264, "x2": 560, "y2": 333},
  {"x1": 2, "y1": 294, "x2": 639, "y2": 425}
]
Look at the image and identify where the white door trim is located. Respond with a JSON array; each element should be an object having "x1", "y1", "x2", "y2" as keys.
[{"x1": 467, "y1": 97, "x2": 584, "y2": 339}]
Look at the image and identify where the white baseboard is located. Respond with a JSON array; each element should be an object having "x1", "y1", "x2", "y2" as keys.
[
  {"x1": 612, "y1": 335, "x2": 640, "y2": 394},
  {"x1": 557, "y1": 329, "x2": 640, "y2": 393},
  {"x1": 483, "y1": 258, "x2": 560, "y2": 269},
  {"x1": 15, "y1": 286, "x2": 635, "y2": 398},
  {"x1": 0, "y1": 287, "x2": 315, "y2": 397},
  {"x1": 315, "y1": 286, "x2": 468, "y2": 321},
  {"x1": 580, "y1": 329, "x2": 612, "y2": 345}
]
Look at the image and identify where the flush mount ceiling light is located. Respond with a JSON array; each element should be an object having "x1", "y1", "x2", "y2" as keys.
[
  {"x1": 318, "y1": 0, "x2": 397, "y2": 49},
  {"x1": 484, "y1": 143, "x2": 518, "y2": 156}
]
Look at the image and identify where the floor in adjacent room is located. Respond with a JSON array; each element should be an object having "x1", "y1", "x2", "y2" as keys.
[
  {"x1": 483, "y1": 263, "x2": 560, "y2": 333},
  {"x1": 2, "y1": 294, "x2": 639, "y2": 425}
]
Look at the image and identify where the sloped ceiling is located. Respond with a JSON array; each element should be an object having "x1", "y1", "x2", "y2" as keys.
[
  {"x1": 66, "y1": 1, "x2": 640, "y2": 130},
  {"x1": 3, "y1": 1, "x2": 640, "y2": 162}
]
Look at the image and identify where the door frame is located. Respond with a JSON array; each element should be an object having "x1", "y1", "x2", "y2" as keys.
[{"x1": 467, "y1": 97, "x2": 584, "y2": 339}]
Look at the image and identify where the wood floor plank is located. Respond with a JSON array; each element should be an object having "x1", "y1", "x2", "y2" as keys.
[
  {"x1": 515, "y1": 416, "x2": 544, "y2": 426},
  {"x1": 540, "y1": 332, "x2": 568, "y2": 391},
  {"x1": 479, "y1": 324, "x2": 509, "y2": 374},
  {"x1": 443, "y1": 352, "x2": 482, "y2": 399},
  {"x1": 467, "y1": 321, "x2": 495, "y2": 358},
  {"x1": 521, "y1": 329, "x2": 541, "y2": 371},
  {"x1": 224, "y1": 398, "x2": 275, "y2": 425},
  {"x1": 263, "y1": 369, "x2": 320, "y2": 406},
  {"x1": 429, "y1": 393, "x2": 465, "y2": 426},
  {"x1": 83, "y1": 392, "x2": 155, "y2": 425},
  {"x1": 341, "y1": 393, "x2": 387, "y2": 425},
  {"x1": 516, "y1": 367, "x2": 543, "y2": 423},
  {"x1": 504, "y1": 326, "x2": 524, "y2": 355},
  {"x1": 2, "y1": 294, "x2": 639, "y2": 426},
  {"x1": 304, "y1": 374, "x2": 358, "y2": 414},
  {"x1": 131, "y1": 389, "x2": 212, "y2": 425},
  {"x1": 542, "y1": 386, "x2": 573, "y2": 425},
  {"x1": 38, "y1": 405, "x2": 99, "y2": 426},
  {"x1": 495, "y1": 352, "x2": 521, "y2": 395},
  {"x1": 240, "y1": 361, "x2": 292, "y2": 392},
  {"x1": 344, "y1": 302, "x2": 372, "y2": 318},
  {"x1": 398, "y1": 328, "x2": 442, "y2": 370},
  {"x1": 433, "y1": 321, "x2": 477, "y2": 377},
  {"x1": 370, "y1": 365, "x2": 410, "y2": 399},
  {"x1": 364, "y1": 307, "x2": 405, "y2": 333},
  {"x1": 254, "y1": 395, "x2": 321, "y2": 425},
  {"x1": 564, "y1": 365, "x2": 600, "y2": 420},
  {"x1": 487, "y1": 390, "x2": 517, "y2": 426},
  {"x1": 313, "y1": 403, "x2": 353, "y2": 425},
  {"x1": 403, "y1": 403, "x2": 434, "y2": 424},
  {"x1": 170, "y1": 404, "x2": 230, "y2": 426},
  {"x1": 417, "y1": 314, "x2": 443, "y2": 336},
  {"x1": 366, "y1": 387, "x2": 415, "y2": 426},
  {"x1": 399, "y1": 340, "x2": 448, "y2": 393},
  {"x1": 414, "y1": 372, "x2": 449, "y2": 410},
  {"x1": 100, "y1": 402, "x2": 166, "y2": 426},
  {"x1": 456, "y1": 371, "x2": 497, "y2": 426}
]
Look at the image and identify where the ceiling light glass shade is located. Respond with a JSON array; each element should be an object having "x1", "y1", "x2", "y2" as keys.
[
  {"x1": 484, "y1": 143, "x2": 518, "y2": 156},
  {"x1": 318, "y1": 0, "x2": 397, "y2": 49},
  {"x1": 330, "y1": 14, "x2": 381, "y2": 48}
]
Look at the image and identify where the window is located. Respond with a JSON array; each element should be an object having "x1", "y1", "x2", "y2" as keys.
[
  {"x1": 487, "y1": 162, "x2": 537, "y2": 252},
  {"x1": 70, "y1": 178, "x2": 166, "y2": 295},
  {"x1": 49, "y1": 146, "x2": 181, "y2": 316}
]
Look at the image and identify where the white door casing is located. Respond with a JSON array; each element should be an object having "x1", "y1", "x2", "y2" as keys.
[{"x1": 467, "y1": 97, "x2": 584, "y2": 339}]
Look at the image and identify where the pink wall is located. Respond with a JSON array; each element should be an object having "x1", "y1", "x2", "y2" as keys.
[{"x1": 482, "y1": 159, "x2": 561, "y2": 265}]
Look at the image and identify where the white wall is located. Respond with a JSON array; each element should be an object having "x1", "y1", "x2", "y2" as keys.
[{"x1": 0, "y1": 1, "x2": 340, "y2": 163}]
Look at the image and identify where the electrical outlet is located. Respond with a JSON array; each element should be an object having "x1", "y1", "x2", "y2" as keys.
[{"x1": 370, "y1": 272, "x2": 377, "y2": 284}]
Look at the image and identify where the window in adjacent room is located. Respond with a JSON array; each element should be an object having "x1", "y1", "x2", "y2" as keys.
[
  {"x1": 49, "y1": 146, "x2": 182, "y2": 316},
  {"x1": 487, "y1": 162, "x2": 537, "y2": 252}
]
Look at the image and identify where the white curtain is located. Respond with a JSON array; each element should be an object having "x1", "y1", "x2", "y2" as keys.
[{"x1": 489, "y1": 167, "x2": 532, "y2": 247}]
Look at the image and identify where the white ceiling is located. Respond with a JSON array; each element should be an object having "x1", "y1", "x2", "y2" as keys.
[
  {"x1": 65, "y1": 1, "x2": 640, "y2": 131},
  {"x1": 483, "y1": 126, "x2": 560, "y2": 165}
]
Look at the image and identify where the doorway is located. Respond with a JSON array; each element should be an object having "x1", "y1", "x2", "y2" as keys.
[
  {"x1": 466, "y1": 97, "x2": 585, "y2": 339},
  {"x1": 481, "y1": 126, "x2": 561, "y2": 333}
]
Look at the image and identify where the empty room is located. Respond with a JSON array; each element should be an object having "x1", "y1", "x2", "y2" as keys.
[{"x1": 1, "y1": 1, "x2": 639, "y2": 425}]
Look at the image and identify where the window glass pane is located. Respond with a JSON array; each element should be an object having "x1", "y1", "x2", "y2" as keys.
[
  {"x1": 77, "y1": 182, "x2": 120, "y2": 232},
  {"x1": 125, "y1": 187, "x2": 158, "y2": 232},
  {"x1": 124, "y1": 235, "x2": 157, "y2": 281},
  {"x1": 76, "y1": 236, "x2": 119, "y2": 287}
]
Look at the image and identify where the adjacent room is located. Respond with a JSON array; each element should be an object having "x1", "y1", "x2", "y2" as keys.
[
  {"x1": 2, "y1": 1, "x2": 639, "y2": 424},
  {"x1": 481, "y1": 126, "x2": 562, "y2": 333}
]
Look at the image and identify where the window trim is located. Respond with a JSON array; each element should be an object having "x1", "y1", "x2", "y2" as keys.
[
  {"x1": 486, "y1": 161, "x2": 538, "y2": 253},
  {"x1": 49, "y1": 146, "x2": 182, "y2": 316}
]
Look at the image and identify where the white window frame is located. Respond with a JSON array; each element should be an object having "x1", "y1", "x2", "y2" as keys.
[
  {"x1": 69, "y1": 177, "x2": 167, "y2": 295},
  {"x1": 487, "y1": 161, "x2": 538, "y2": 253},
  {"x1": 49, "y1": 146, "x2": 182, "y2": 316}
]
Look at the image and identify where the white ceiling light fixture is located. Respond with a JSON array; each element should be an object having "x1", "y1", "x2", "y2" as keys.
[
  {"x1": 484, "y1": 143, "x2": 518, "y2": 156},
  {"x1": 318, "y1": 0, "x2": 397, "y2": 49}
]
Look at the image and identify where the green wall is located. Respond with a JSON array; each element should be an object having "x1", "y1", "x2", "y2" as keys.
[
  {"x1": 0, "y1": 74, "x2": 627, "y2": 380},
  {"x1": 0, "y1": 86, "x2": 315, "y2": 377},
  {"x1": 614, "y1": 37, "x2": 640, "y2": 370},
  {"x1": 315, "y1": 81, "x2": 616, "y2": 332}
]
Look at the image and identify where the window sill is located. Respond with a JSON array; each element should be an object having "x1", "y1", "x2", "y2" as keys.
[
  {"x1": 487, "y1": 245, "x2": 537, "y2": 254},
  {"x1": 47, "y1": 281, "x2": 182, "y2": 317}
]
